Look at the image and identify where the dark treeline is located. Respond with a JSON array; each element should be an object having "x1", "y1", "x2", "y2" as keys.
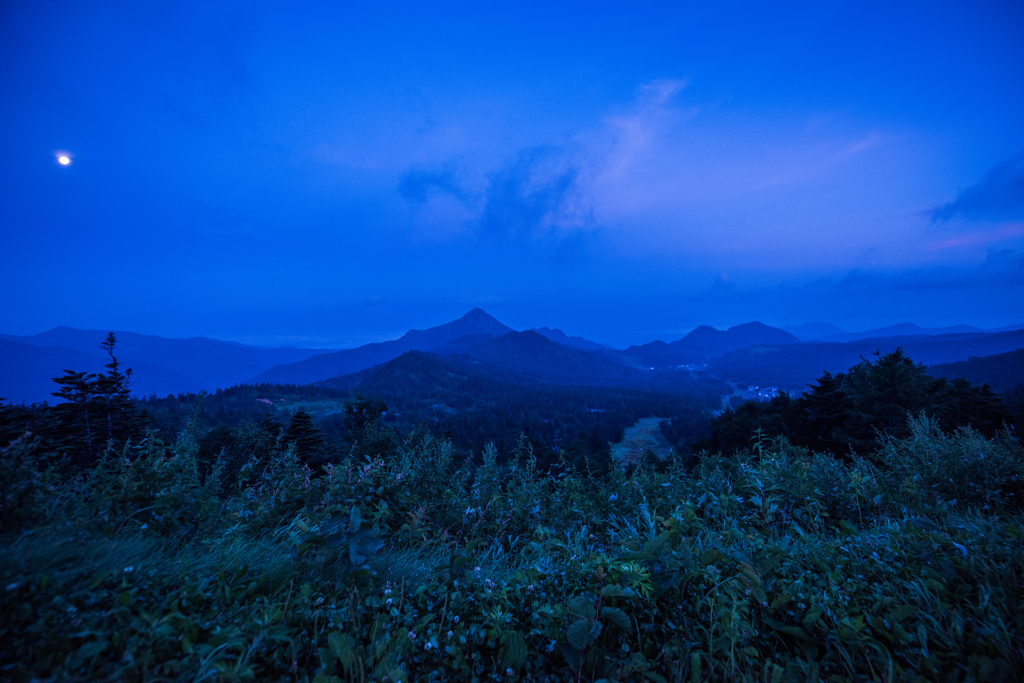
[
  {"x1": 138, "y1": 378, "x2": 723, "y2": 478},
  {"x1": 694, "y1": 348, "x2": 1013, "y2": 458}
]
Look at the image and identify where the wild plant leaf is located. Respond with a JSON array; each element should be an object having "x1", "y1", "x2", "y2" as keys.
[
  {"x1": 558, "y1": 641, "x2": 582, "y2": 671},
  {"x1": 600, "y1": 584, "x2": 637, "y2": 599},
  {"x1": 584, "y1": 644, "x2": 607, "y2": 678},
  {"x1": 327, "y1": 631, "x2": 358, "y2": 673},
  {"x1": 498, "y1": 630, "x2": 528, "y2": 671},
  {"x1": 700, "y1": 549, "x2": 725, "y2": 565},
  {"x1": 802, "y1": 606, "x2": 823, "y2": 628},
  {"x1": 738, "y1": 561, "x2": 761, "y2": 586},
  {"x1": 765, "y1": 619, "x2": 813, "y2": 641},
  {"x1": 690, "y1": 653, "x2": 702, "y2": 683},
  {"x1": 643, "y1": 531, "x2": 673, "y2": 555},
  {"x1": 770, "y1": 593, "x2": 792, "y2": 611},
  {"x1": 568, "y1": 595, "x2": 596, "y2": 620},
  {"x1": 622, "y1": 551, "x2": 655, "y2": 562},
  {"x1": 601, "y1": 606, "x2": 631, "y2": 631},
  {"x1": 567, "y1": 618, "x2": 593, "y2": 650},
  {"x1": 885, "y1": 605, "x2": 916, "y2": 623},
  {"x1": 414, "y1": 613, "x2": 436, "y2": 630}
]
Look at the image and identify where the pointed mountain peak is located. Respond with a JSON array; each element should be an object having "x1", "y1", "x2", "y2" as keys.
[{"x1": 459, "y1": 308, "x2": 501, "y2": 324}]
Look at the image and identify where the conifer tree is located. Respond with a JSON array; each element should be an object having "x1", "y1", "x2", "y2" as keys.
[{"x1": 284, "y1": 409, "x2": 325, "y2": 463}]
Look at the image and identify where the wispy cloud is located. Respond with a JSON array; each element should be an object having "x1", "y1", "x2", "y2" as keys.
[
  {"x1": 836, "y1": 249, "x2": 1024, "y2": 292},
  {"x1": 756, "y1": 132, "x2": 882, "y2": 188},
  {"x1": 599, "y1": 79, "x2": 689, "y2": 182},
  {"x1": 397, "y1": 144, "x2": 596, "y2": 246},
  {"x1": 397, "y1": 165, "x2": 472, "y2": 204},
  {"x1": 478, "y1": 145, "x2": 591, "y2": 241},
  {"x1": 928, "y1": 222, "x2": 1024, "y2": 250},
  {"x1": 931, "y1": 153, "x2": 1024, "y2": 224}
]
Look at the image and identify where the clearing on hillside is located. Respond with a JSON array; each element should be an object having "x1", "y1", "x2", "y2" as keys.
[{"x1": 611, "y1": 417, "x2": 674, "y2": 466}]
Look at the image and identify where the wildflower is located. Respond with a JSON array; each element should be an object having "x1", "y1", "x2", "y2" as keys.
[
  {"x1": 447, "y1": 631, "x2": 453, "y2": 639},
  {"x1": 424, "y1": 642, "x2": 433, "y2": 650},
  {"x1": 408, "y1": 631, "x2": 417, "y2": 640},
  {"x1": 386, "y1": 598, "x2": 393, "y2": 605},
  {"x1": 453, "y1": 615, "x2": 459, "y2": 623},
  {"x1": 124, "y1": 566, "x2": 134, "y2": 573}
]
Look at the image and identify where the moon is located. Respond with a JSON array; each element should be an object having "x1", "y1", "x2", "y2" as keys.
[{"x1": 56, "y1": 153, "x2": 71, "y2": 166}]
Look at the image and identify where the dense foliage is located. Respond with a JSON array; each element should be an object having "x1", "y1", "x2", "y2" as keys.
[
  {"x1": 2, "y1": 343, "x2": 1023, "y2": 681},
  {"x1": 696, "y1": 349, "x2": 1012, "y2": 458}
]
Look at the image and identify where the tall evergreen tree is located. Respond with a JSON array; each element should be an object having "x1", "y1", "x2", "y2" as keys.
[{"x1": 284, "y1": 409, "x2": 325, "y2": 463}]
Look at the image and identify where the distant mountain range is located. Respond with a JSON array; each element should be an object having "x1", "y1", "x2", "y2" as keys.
[
  {"x1": 3, "y1": 311, "x2": 1023, "y2": 404},
  {"x1": 0, "y1": 328, "x2": 330, "y2": 403},
  {"x1": 707, "y1": 329, "x2": 1024, "y2": 392},
  {"x1": 615, "y1": 322, "x2": 799, "y2": 367},
  {"x1": 251, "y1": 309, "x2": 514, "y2": 385},
  {"x1": 781, "y1": 321, "x2": 1023, "y2": 342}
]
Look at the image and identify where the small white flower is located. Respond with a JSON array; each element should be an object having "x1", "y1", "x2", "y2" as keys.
[
  {"x1": 408, "y1": 631, "x2": 416, "y2": 640},
  {"x1": 124, "y1": 566, "x2": 134, "y2": 573}
]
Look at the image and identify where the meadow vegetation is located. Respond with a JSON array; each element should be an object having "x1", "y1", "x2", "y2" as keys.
[{"x1": 1, "y1": 345, "x2": 1022, "y2": 681}]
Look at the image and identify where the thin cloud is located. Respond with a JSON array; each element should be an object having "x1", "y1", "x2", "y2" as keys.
[
  {"x1": 756, "y1": 132, "x2": 882, "y2": 188},
  {"x1": 836, "y1": 252, "x2": 1024, "y2": 292},
  {"x1": 600, "y1": 79, "x2": 689, "y2": 183},
  {"x1": 932, "y1": 153, "x2": 1024, "y2": 224},
  {"x1": 478, "y1": 145, "x2": 588, "y2": 241},
  {"x1": 397, "y1": 166, "x2": 472, "y2": 204}
]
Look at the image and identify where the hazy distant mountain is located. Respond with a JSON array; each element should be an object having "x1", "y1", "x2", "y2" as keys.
[
  {"x1": 252, "y1": 309, "x2": 514, "y2": 385},
  {"x1": 820, "y1": 323, "x2": 986, "y2": 343},
  {"x1": 782, "y1": 322, "x2": 845, "y2": 340},
  {"x1": 928, "y1": 349, "x2": 1024, "y2": 395},
  {"x1": 456, "y1": 331, "x2": 642, "y2": 386},
  {"x1": 616, "y1": 322, "x2": 798, "y2": 367},
  {"x1": 0, "y1": 338, "x2": 202, "y2": 404},
  {"x1": 529, "y1": 327, "x2": 609, "y2": 351},
  {"x1": 707, "y1": 329, "x2": 1024, "y2": 392},
  {"x1": 0, "y1": 327, "x2": 329, "y2": 395}
]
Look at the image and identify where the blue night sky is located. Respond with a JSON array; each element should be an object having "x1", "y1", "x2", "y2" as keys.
[{"x1": 2, "y1": 1, "x2": 1023, "y2": 348}]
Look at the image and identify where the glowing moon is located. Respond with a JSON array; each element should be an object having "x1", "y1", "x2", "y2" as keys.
[{"x1": 56, "y1": 152, "x2": 72, "y2": 166}]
